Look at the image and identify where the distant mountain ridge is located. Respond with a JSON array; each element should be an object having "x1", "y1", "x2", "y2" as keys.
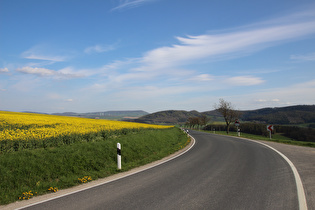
[
  {"x1": 20, "y1": 105, "x2": 315, "y2": 125},
  {"x1": 132, "y1": 105, "x2": 315, "y2": 125},
  {"x1": 52, "y1": 110, "x2": 149, "y2": 119}
]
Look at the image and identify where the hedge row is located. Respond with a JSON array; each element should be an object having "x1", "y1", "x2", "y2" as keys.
[{"x1": 203, "y1": 123, "x2": 315, "y2": 142}]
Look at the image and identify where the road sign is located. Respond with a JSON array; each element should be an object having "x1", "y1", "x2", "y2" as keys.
[
  {"x1": 267, "y1": 125, "x2": 273, "y2": 139},
  {"x1": 267, "y1": 125, "x2": 273, "y2": 132},
  {"x1": 235, "y1": 119, "x2": 240, "y2": 127}
]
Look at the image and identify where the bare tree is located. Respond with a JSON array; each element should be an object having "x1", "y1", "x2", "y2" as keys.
[
  {"x1": 186, "y1": 115, "x2": 210, "y2": 129},
  {"x1": 199, "y1": 114, "x2": 210, "y2": 126},
  {"x1": 187, "y1": 117, "x2": 200, "y2": 128},
  {"x1": 215, "y1": 99, "x2": 240, "y2": 134}
]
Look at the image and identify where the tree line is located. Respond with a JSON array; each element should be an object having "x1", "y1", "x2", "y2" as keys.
[
  {"x1": 203, "y1": 123, "x2": 315, "y2": 142},
  {"x1": 185, "y1": 99, "x2": 315, "y2": 143},
  {"x1": 186, "y1": 99, "x2": 240, "y2": 134}
]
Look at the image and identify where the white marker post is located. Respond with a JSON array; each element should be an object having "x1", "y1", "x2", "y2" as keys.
[
  {"x1": 117, "y1": 143, "x2": 121, "y2": 170},
  {"x1": 235, "y1": 119, "x2": 240, "y2": 137}
]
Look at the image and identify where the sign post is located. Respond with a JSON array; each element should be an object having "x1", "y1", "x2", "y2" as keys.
[
  {"x1": 117, "y1": 143, "x2": 121, "y2": 170},
  {"x1": 267, "y1": 125, "x2": 274, "y2": 140},
  {"x1": 235, "y1": 119, "x2": 240, "y2": 136}
]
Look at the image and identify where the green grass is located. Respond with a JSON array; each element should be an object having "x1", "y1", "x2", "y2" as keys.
[
  {"x1": 203, "y1": 130, "x2": 315, "y2": 147},
  {"x1": 0, "y1": 127, "x2": 190, "y2": 205}
]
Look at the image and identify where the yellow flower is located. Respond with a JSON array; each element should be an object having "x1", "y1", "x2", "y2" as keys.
[{"x1": 0, "y1": 111, "x2": 172, "y2": 143}]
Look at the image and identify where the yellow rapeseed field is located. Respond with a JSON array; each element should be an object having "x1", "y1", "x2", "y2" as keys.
[{"x1": 0, "y1": 111, "x2": 171, "y2": 143}]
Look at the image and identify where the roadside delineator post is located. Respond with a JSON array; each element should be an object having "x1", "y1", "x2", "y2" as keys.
[
  {"x1": 235, "y1": 119, "x2": 240, "y2": 136},
  {"x1": 117, "y1": 143, "x2": 121, "y2": 170}
]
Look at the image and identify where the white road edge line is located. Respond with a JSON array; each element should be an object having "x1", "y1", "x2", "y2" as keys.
[
  {"x1": 237, "y1": 137, "x2": 308, "y2": 210},
  {"x1": 16, "y1": 135, "x2": 196, "y2": 210}
]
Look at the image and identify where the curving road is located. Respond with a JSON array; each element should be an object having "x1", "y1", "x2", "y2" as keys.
[{"x1": 22, "y1": 130, "x2": 299, "y2": 210}]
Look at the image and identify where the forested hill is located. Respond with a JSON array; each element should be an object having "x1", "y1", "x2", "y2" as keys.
[
  {"x1": 132, "y1": 110, "x2": 222, "y2": 124},
  {"x1": 132, "y1": 105, "x2": 315, "y2": 126},
  {"x1": 52, "y1": 110, "x2": 148, "y2": 119},
  {"x1": 133, "y1": 110, "x2": 204, "y2": 125},
  {"x1": 241, "y1": 105, "x2": 315, "y2": 124}
]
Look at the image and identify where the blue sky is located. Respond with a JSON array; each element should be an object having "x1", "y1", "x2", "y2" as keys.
[{"x1": 1, "y1": 0, "x2": 315, "y2": 113}]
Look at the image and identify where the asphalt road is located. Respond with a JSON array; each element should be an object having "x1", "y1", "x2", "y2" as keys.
[{"x1": 22, "y1": 130, "x2": 298, "y2": 210}]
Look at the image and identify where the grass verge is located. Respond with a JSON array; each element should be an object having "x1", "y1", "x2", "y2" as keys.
[
  {"x1": 0, "y1": 127, "x2": 190, "y2": 205},
  {"x1": 203, "y1": 130, "x2": 315, "y2": 147}
]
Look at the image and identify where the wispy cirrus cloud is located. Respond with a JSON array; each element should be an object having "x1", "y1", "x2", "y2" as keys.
[
  {"x1": 97, "y1": 10, "x2": 314, "y2": 88},
  {"x1": 188, "y1": 74, "x2": 214, "y2": 82},
  {"x1": 84, "y1": 43, "x2": 118, "y2": 54},
  {"x1": 290, "y1": 52, "x2": 315, "y2": 61},
  {"x1": 225, "y1": 76, "x2": 264, "y2": 86},
  {"x1": 16, "y1": 66, "x2": 84, "y2": 79},
  {"x1": 22, "y1": 52, "x2": 66, "y2": 62},
  {"x1": 21, "y1": 45, "x2": 68, "y2": 62},
  {"x1": 17, "y1": 67, "x2": 56, "y2": 77},
  {"x1": 245, "y1": 79, "x2": 315, "y2": 108},
  {"x1": 139, "y1": 20, "x2": 315, "y2": 71},
  {"x1": 111, "y1": 0, "x2": 156, "y2": 11}
]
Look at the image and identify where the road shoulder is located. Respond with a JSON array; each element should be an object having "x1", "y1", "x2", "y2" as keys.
[{"x1": 257, "y1": 140, "x2": 315, "y2": 210}]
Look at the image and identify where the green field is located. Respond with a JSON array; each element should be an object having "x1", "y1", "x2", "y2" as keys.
[{"x1": 0, "y1": 127, "x2": 190, "y2": 205}]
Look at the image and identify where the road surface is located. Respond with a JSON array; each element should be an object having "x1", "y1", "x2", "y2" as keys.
[{"x1": 21, "y1": 130, "x2": 299, "y2": 210}]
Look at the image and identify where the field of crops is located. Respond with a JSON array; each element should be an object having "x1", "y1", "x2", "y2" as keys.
[
  {"x1": 0, "y1": 111, "x2": 187, "y2": 205},
  {"x1": 0, "y1": 111, "x2": 172, "y2": 153}
]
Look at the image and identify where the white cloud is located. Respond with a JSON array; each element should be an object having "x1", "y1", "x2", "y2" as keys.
[
  {"x1": 79, "y1": 9, "x2": 315, "y2": 103},
  {"x1": 111, "y1": 0, "x2": 155, "y2": 11},
  {"x1": 21, "y1": 45, "x2": 68, "y2": 62},
  {"x1": 16, "y1": 66, "x2": 84, "y2": 79},
  {"x1": 58, "y1": 67, "x2": 91, "y2": 78},
  {"x1": 84, "y1": 44, "x2": 117, "y2": 54},
  {"x1": 189, "y1": 74, "x2": 214, "y2": 82},
  {"x1": 140, "y1": 20, "x2": 315, "y2": 70},
  {"x1": 101, "y1": 58, "x2": 139, "y2": 71},
  {"x1": 255, "y1": 99, "x2": 267, "y2": 102},
  {"x1": 22, "y1": 51, "x2": 66, "y2": 62},
  {"x1": 99, "y1": 11, "x2": 313, "y2": 91},
  {"x1": 17, "y1": 67, "x2": 55, "y2": 76},
  {"x1": 290, "y1": 52, "x2": 315, "y2": 61},
  {"x1": 225, "y1": 76, "x2": 264, "y2": 86},
  {"x1": 236, "y1": 79, "x2": 315, "y2": 109},
  {"x1": 0, "y1": 67, "x2": 9, "y2": 73},
  {"x1": 23, "y1": 54, "x2": 66, "y2": 62}
]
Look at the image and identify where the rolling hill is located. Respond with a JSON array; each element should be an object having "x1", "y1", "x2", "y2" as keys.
[
  {"x1": 131, "y1": 105, "x2": 315, "y2": 126},
  {"x1": 240, "y1": 105, "x2": 315, "y2": 125},
  {"x1": 52, "y1": 110, "x2": 149, "y2": 120}
]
